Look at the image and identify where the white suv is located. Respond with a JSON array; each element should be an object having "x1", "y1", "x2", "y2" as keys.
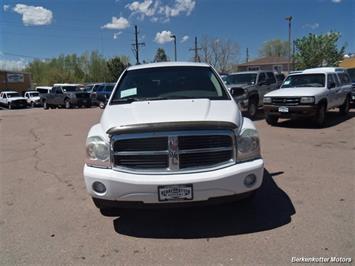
[
  {"x1": 83, "y1": 62, "x2": 264, "y2": 214},
  {"x1": 263, "y1": 67, "x2": 352, "y2": 127}
]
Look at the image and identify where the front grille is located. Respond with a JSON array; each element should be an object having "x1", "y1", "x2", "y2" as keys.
[
  {"x1": 13, "y1": 100, "x2": 27, "y2": 105},
  {"x1": 112, "y1": 131, "x2": 235, "y2": 172},
  {"x1": 272, "y1": 97, "x2": 300, "y2": 106}
]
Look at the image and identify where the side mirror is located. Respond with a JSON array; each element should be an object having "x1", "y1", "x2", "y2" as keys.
[
  {"x1": 230, "y1": 87, "x2": 245, "y2": 97},
  {"x1": 328, "y1": 82, "x2": 336, "y2": 89}
]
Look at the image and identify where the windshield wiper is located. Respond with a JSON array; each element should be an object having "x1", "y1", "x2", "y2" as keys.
[{"x1": 110, "y1": 97, "x2": 140, "y2": 104}]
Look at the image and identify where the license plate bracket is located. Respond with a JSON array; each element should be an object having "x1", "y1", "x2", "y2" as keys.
[{"x1": 158, "y1": 184, "x2": 193, "y2": 201}]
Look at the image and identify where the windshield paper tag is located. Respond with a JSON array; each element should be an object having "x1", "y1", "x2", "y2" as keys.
[
  {"x1": 121, "y1": 88, "x2": 137, "y2": 98},
  {"x1": 283, "y1": 80, "x2": 290, "y2": 85}
]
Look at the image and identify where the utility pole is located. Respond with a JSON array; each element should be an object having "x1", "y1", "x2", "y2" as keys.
[
  {"x1": 285, "y1": 16, "x2": 293, "y2": 72},
  {"x1": 246, "y1": 48, "x2": 249, "y2": 63},
  {"x1": 131, "y1": 25, "x2": 145, "y2": 65},
  {"x1": 189, "y1": 37, "x2": 202, "y2": 62},
  {"x1": 170, "y1": 34, "x2": 177, "y2": 61}
]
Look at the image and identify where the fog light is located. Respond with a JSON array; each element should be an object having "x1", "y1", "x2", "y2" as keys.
[
  {"x1": 92, "y1": 181, "x2": 106, "y2": 193},
  {"x1": 244, "y1": 174, "x2": 256, "y2": 187}
]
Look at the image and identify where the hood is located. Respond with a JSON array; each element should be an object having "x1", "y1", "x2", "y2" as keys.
[
  {"x1": 100, "y1": 99, "x2": 241, "y2": 134},
  {"x1": 227, "y1": 83, "x2": 253, "y2": 90},
  {"x1": 8, "y1": 97, "x2": 26, "y2": 102},
  {"x1": 265, "y1": 87, "x2": 326, "y2": 97}
]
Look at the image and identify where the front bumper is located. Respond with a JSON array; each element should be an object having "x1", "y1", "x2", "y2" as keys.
[
  {"x1": 264, "y1": 104, "x2": 318, "y2": 118},
  {"x1": 83, "y1": 159, "x2": 264, "y2": 205},
  {"x1": 70, "y1": 98, "x2": 91, "y2": 106}
]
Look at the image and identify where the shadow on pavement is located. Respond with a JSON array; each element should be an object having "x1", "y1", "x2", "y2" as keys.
[
  {"x1": 275, "y1": 110, "x2": 355, "y2": 129},
  {"x1": 112, "y1": 170, "x2": 295, "y2": 239}
]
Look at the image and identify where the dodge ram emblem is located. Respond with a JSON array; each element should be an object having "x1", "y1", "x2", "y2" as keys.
[{"x1": 168, "y1": 136, "x2": 179, "y2": 171}]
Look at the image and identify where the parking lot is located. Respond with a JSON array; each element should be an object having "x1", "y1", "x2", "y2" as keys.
[{"x1": 0, "y1": 107, "x2": 354, "y2": 265}]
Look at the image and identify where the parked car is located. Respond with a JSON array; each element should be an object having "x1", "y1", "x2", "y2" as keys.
[
  {"x1": 226, "y1": 71, "x2": 278, "y2": 118},
  {"x1": 24, "y1": 91, "x2": 41, "y2": 107},
  {"x1": 87, "y1": 83, "x2": 105, "y2": 106},
  {"x1": 41, "y1": 83, "x2": 91, "y2": 109},
  {"x1": 275, "y1": 73, "x2": 286, "y2": 87},
  {"x1": 96, "y1": 83, "x2": 115, "y2": 108},
  {"x1": 0, "y1": 91, "x2": 28, "y2": 109},
  {"x1": 263, "y1": 67, "x2": 352, "y2": 127},
  {"x1": 345, "y1": 67, "x2": 355, "y2": 103},
  {"x1": 83, "y1": 62, "x2": 264, "y2": 214}
]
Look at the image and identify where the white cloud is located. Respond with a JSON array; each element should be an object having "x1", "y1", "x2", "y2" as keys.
[
  {"x1": 3, "y1": 4, "x2": 10, "y2": 11},
  {"x1": 331, "y1": 0, "x2": 342, "y2": 3},
  {"x1": 0, "y1": 58, "x2": 28, "y2": 71},
  {"x1": 154, "y1": 30, "x2": 174, "y2": 44},
  {"x1": 13, "y1": 4, "x2": 53, "y2": 26},
  {"x1": 181, "y1": 35, "x2": 189, "y2": 43},
  {"x1": 303, "y1": 23, "x2": 320, "y2": 29},
  {"x1": 159, "y1": 0, "x2": 196, "y2": 19},
  {"x1": 101, "y1": 16, "x2": 130, "y2": 30},
  {"x1": 126, "y1": 0, "x2": 159, "y2": 19},
  {"x1": 113, "y1": 32, "x2": 122, "y2": 39},
  {"x1": 127, "y1": 0, "x2": 196, "y2": 22}
]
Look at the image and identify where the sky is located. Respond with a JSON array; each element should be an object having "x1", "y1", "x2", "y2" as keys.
[{"x1": 0, "y1": 0, "x2": 354, "y2": 69}]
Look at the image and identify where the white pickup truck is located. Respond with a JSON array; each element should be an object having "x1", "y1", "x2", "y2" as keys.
[
  {"x1": 83, "y1": 62, "x2": 264, "y2": 214},
  {"x1": 263, "y1": 67, "x2": 352, "y2": 127},
  {"x1": 0, "y1": 91, "x2": 27, "y2": 109}
]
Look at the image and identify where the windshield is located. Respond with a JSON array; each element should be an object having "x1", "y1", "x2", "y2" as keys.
[
  {"x1": 7, "y1": 93, "x2": 21, "y2": 98},
  {"x1": 111, "y1": 66, "x2": 229, "y2": 104},
  {"x1": 226, "y1": 73, "x2": 257, "y2": 85},
  {"x1": 281, "y1": 74, "x2": 325, "y2": 88},
  {"x1": 62, "y1": 86, "x2": 79, "y2": 92},
  {"x1": 30, "y1": 92, "x2": 39, "y2": 97},
  {"x1": 106, "y1": 85, "x2": 114, "y2": 92},
  {"x1": 347, "y1": 68, "x2": 355, "y2": 82}
]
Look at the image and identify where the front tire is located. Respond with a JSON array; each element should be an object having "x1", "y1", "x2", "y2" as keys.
[
  {"x1": 339, "y1": 96, "x2": 350, "y2": 116},
  {"x1": 8, "y1": 103, "x2": 12, "y2": 109},
  {"x1": 314, "y1": 103, "x2": 326, "y2": 128},
  {"x1": 247, "y1": 98, "x2": 258, "y2": 119},
  {"x1": 266, "y1": 114, "x2": 279, "y2": 126},
  {"x1": 99, "y1": 101, "x2": 105, "y2": 109},
  {"x1": 43, "y1": 101, "x2": 48, "y2": 110},
  {"x1": 31, "y1": 101, "x2": 35, "y2": 108},
  {"x1": 64, "y1": 99, "x2": 71, "y2": 109}
]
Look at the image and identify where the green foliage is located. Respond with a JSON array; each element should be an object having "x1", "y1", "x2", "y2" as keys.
[
  {"x1": 259, "y1": 39, "x2": 289, "y2": 57},
  {"x1": 25, "y1": 51, "x2": 130, "y2": 86},
  {"x1": 107, "y1": 56, "x2": 130, "y2": 82},
  {"x1": 154, "y1": 48, "x2": 168, "y2": 62},
  {"x1": 294, "y1": 32, "x2": 345, "y2": 69}
]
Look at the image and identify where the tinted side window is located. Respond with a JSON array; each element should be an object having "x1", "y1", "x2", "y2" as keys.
[
  {"x1": 327, "y1": 74, "x2": 334, "y2": 87},
  {"x1": 331, "y1": 74, "x2": 340, "y2": 86},
  {"x1": 338, "y1": 73, "x2": 351, "y2": 84},
  {"x1": 266, "y1": 72, "x2": 276, "y2": 83},
  {"x1": 258, "y1": 73, "x2": 266, "y2": 82}
]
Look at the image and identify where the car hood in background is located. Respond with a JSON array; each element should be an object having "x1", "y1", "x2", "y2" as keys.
[{"x1": 265, "y1": 87, "x2": 326, "y2": 97}]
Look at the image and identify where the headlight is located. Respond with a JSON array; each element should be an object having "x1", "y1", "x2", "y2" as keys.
[
  {"x1": 237, "y1": 129, "x2": 261, "y2": 162},
  {"x1": 86, "y1": 136, "x2": 111, "y2": 168},
  {"x1": 300, "y1": 96, "x2": 315, "y2": 104},
  {"x1": 263, "y1": 97, "x2": 272, "y2": 104}
]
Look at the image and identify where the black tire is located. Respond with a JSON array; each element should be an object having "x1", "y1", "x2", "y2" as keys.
[
  {"x1": 266, "y1": 114, "x2": 279, "y2": 126},
  {"x1": 314, "y1": 103, "x2": 326, "y2": 128},
  {"x1": 99, "y1": 101, "x2": 105, "y2": 109},
  {"x1": 339, "y1": 96, "x2": 350, "y2": 116},
  {"x1": 64, "y1": 99, "x2": 71, "y2": 109},
  {"x1": 247, "y1": 98, "x2": 258, "y2": 119},
  {"x1": 43, "y1": 101, "x2": 48, "y2": 110},
  {"x1": 8, "y1": 103, "x2": 12, "y2": 109},
  {"x1": 31, "y1": 101, "x2": 35, "y2": 108}
]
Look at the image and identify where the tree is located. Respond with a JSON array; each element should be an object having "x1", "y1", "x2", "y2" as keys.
[
  {"x1": 107, "y1": 56, "x2": 130, "y2": 82},
  {"x1": 154, "y1": 48, "x2": 168, "y2": 62},
  {"x1": 294, "y1": 32, "x2": 345, "y2": 69},
  {"x1": 259, "y1": 39, "x2": 289, "y2": 57},
  {"x1": 200, "y1": 36, "x2": 240, "y2": 73}
]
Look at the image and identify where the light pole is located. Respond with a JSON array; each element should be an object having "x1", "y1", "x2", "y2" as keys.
[
  {"x1": 170, "y1": 34, "x2": 177, "y2": 61},
  {"x1": 285, "y1": 16, "x2": 293, "y2": 72}
]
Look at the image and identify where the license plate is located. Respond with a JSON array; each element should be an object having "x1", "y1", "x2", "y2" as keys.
[
  {"x1": 158, "y1": 184, "x2": 193, "y2": 201},
  {"x1": 278, "y1": 106, "x2": 289, "y2": 113}
]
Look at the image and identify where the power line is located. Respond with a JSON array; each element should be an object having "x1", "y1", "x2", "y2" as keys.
[
  {"x1": 131, "y1": 25, "x2": 145, "y2": 65},
  {"x1": 189, "y1": 37, "x2": 201, "y2": 62}
]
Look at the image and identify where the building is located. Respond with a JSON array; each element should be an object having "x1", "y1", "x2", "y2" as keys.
[
  {"x1": 237, "y1": 56, "x2": 290, "y2": 73},
  {"x1": 0, "y1": 70, "x2": 32, "y2": 92},
  {"x1": 339, "y1": 57, "x2": 355, "y2": 69}
]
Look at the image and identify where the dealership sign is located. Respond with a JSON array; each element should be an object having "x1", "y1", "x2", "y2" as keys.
[{"x1": 7, "y1": 73, "x2": 24, "y2": 83}]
